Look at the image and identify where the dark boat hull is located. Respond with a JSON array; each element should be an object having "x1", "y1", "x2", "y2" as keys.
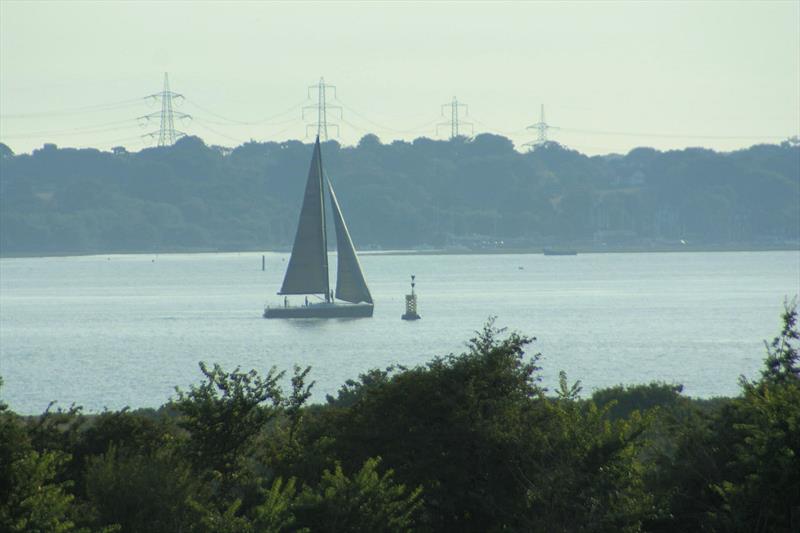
[{"x1": 263, "y1": 302, "x2": 374, "y2": 319}]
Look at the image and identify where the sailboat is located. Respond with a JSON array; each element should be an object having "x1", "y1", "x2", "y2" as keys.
[{"x1": 264, "y1": 136, "x2": 374, "y2": 319}]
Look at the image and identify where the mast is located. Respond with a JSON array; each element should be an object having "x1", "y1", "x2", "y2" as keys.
[{"x1": 318, "y1": 138, "x2": 331, "y2": 302}]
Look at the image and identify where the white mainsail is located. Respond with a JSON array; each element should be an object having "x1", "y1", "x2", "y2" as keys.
[{"x1": 279, "y1": 138, "x2": 330, "y2": 297}]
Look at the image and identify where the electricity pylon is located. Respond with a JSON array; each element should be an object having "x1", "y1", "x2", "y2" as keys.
[
  {"x1": 303, "y1": 77, "x2": 341, "y2": 139},
  {"x1": 524, "y1": 104, "x2": 556, "y2": 149},
  {"x1": 140, "y1": 72, "x2": 191, "y2": 146},
  {"x1": 437, "y1": 96, "x2": 473, "y2": 139}
]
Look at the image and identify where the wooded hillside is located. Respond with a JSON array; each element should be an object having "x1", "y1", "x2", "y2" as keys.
[{"x1": 1, "y1": 136, "x2": 797, "y2": 254}]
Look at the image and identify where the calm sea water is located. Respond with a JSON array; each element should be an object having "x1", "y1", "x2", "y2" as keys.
[{"x1": 1, "y1": 251, "x2": 798, "y2": 414}]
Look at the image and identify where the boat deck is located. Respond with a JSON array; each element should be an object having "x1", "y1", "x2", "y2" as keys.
[{"x1": 264, "y1": 302, "x2": 374, "y2": 319}]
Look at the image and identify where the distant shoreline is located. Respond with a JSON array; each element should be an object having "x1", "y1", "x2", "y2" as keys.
[
  {"x1": 1, "y1": 243, "x2": 798, "y2": 260},
  {"x1": 368, "y1": 243, "x2": 799, "y2": 256}
]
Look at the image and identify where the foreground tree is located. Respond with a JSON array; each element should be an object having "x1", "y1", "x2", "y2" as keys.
[
  {"x1": 172, "y1": 362, "x2": 284, "y2": 477},
  {"x1": 84, "y1": 445, "x2": 198, "y2": 533},
  {"x1": 647, "y1": 302, "x2": 800, "y2": 532},
  {"x1": 0, "y1": 450, "x2": 82, "y2": 533},
  {"x1": 720, "y1": 302, "x2": 800, "y2": 531},
  {"x1": 301, "y1": 321, "x2": 548, "y2": 530},
  {"x1": 0, "y1": 378, "x2": 92, "y2": 532},
  {"x1": 293, "y1": 458, "x2": 423, "y2": 532},
  {"x1": 301, "y1": 321, "x2": 657, "y2": 531}
]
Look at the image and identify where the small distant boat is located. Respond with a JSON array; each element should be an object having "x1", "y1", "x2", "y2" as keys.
[
  {"x1": 543, "y1": 249, "x2": 578, "y2": 256},
  {"x1": 264, "y1": 137, "x2": 373, "y2": 319}
]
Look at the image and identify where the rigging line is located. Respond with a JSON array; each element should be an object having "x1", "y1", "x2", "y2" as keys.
[
  {"x1": 557, "y1": 127, "x2": 787, "y2": 140},
  {"x1": 333, "y1": 98, "x2": 439, "y2": 134},
  {"x1": 184, "y1": 98, "x2": 307, "y2": 125},
  {"x1": 0, "y1": 98, "x2": 145, "y2": 119},
  {"x1": 0, "y1": 121, "x2": 143, "y2": 139}
]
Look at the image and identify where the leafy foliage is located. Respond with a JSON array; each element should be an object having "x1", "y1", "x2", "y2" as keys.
[
  {"x1": 301, "y1": 321, "x2": 580, "y2": 530},
  {"x1": 525, "y1": 382, "x2": 651, "y2": 532},
  {"x1": 0, "y1": 450, "x2": 80, "y2": 533},
  {"x1": 759, "y1": 299, "x2": 800, "y2": 384},
  {"x1": 591, "y1": 381, "x2": 685, "y2": 421},
  {"x1": 85, "y1": 445, "x2": 198, "y2": 532},
  {"x1": 172, "y1": 361, "x2": 283, "y2": 476},
  {"x1": 645, "y1": 302, "x2": 800, "y2": 532},
  {"x1": 293, "y1": 458, "x2": 422, "y2": 532}
]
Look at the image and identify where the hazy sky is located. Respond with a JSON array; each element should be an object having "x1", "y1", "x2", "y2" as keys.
[{"x1": 1, "y1": 1, "x2": 798, "y2": 155}]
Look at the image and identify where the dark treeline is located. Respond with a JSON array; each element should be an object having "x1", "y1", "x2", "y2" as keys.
[
  {"x1": 1, "y1": 306, "x2": 799, "y2": 532},
  {"x1": 0, "y1": 135, "x2": 798, "y2": 255}
]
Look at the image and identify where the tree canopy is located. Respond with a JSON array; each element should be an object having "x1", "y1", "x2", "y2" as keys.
[{"x1": 1, "y1": 136, "x2": 797, "y2": 255}]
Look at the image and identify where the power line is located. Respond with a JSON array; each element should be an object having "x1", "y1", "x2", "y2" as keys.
[
  {"x1": 3, "y1": 79, "x2": 793, "y2": 150},
  {"x1": 0, "y1": 118, "x2": 140, "y2": 139},
  {"x1": 100, "y1": 134, "x2": 149, "y2": 148},
  {"x1": 437, "y1": 96, "x2": 472, "y2": 139},
  {"x1": 0, "y1": 126, "x2": 142, "y2": 141},
  {"x1": 266, "y1": 121, "x2": 303, "y2": 140},
  {"x1": 468, "y1": 116, "x2": 528, "y2": 137},
  {"x1": 195, "y1": 115, "x2": 299, "y2": 129},
  {"x1": 192, "y1": 121, "x2": 248, "y2": 145},
  {"x1": 0, "y1": 98, "x2": 144, "y2": 119},
  {"x1": 334, "y1": 98, "x2": 439, "y2": 135},
  {"x1": 338, "y1": 113, "x2": 440, "y2": 139},
  {"x1": 556, "y1": 126, "x2": 788, "y2": 140},
  {"x1": 303, "y1": 77, "x2": 341, "y2": 139},
  {"x1": 138, "y1": 72, "x2": 191, "y2": 146},
  {"x1": 184, "y1": 98, "x2": 307, "y2": 126}
]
